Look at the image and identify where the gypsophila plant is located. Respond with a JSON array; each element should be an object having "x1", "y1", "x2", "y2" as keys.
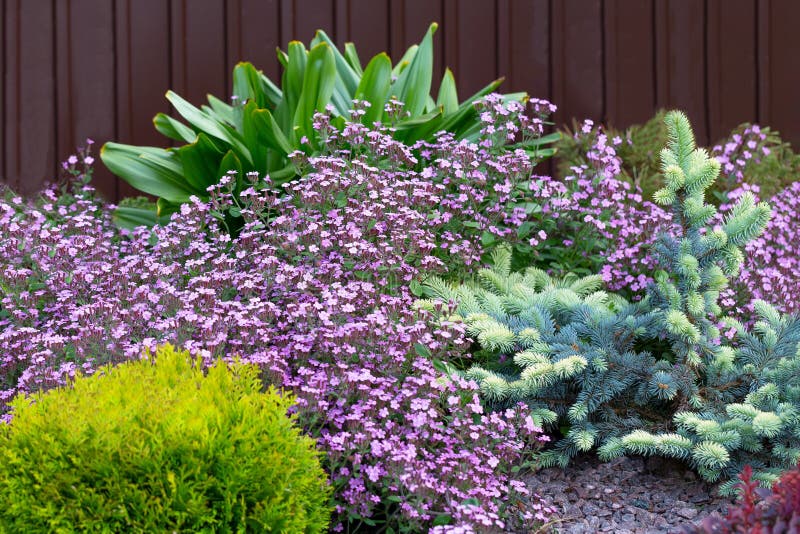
[
  {"x1": 725, "y1": 182, "x2": 800, "y2": 317},
  {"x1": 557, "y1": 111, "x2": 669, "y2": 201},
  {"x1": 286, "y1": 95, "x2": 559, "y2": 279},
  {"x1": 556, "y1": 116, "x2": 800, "y2": 309},
  {"x1": 712, "y1": 123, "x2": 800, "y2": 203},
  {"x1": 1, "y1": 118, "x2": 557, "y2": 531},
  {"x1": 531, "y1": 118, "x2": 673, "y2": 282},
  {"x1": 421, "y1": 111, "x2": 800, "y2": 493}
]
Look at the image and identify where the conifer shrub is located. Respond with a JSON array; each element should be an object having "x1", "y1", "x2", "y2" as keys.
[
  {"x1": 0, "y1": 344, "x2": 331, "y2": 532},
  {"x1": 420, "y1": 111, "x2": 800, "y2": 493}
]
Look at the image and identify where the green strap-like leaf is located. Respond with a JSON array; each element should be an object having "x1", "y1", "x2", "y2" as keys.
[
  {"x1": 233, "y1": 62, "x2": 260, "y2": 104},
  {"x1": 156, "y1": 198, "x2": 181, "y2": 220},
  {"x1": 312, "y1": 30, "x2": 359, "y2": 97},
  {"x1": 166, "y1": 91, "x2": 232, "y2": 141},
  {"x1": 112, "y1": 205, "x2": 159, "y2": 230},
  {"x1": 100, "y1": 143, "x2": 194, "y2": 203},
  {"x1": 424, "y1": 95, "x2": 437, "y2": 113},
  {"x1": 512, "y1": 132, "x2": 562, "y2": 149},
  {"x1": 437, "y1": 68, "x2": 459, "y2": 115},
  {"x1": 439, "y1": 78, "x2": 506, "y2": 138},
  {"x1": 166, "y1": 91, "x2": 252, "y2": 166},
  {"x1": 268, "y1": 161, "x2": 298, "y2": 188},
  {"x1": 205, "y1": 95, "x2": 236, "y2": 127},
  {"x1": 344, "y1": 42, "x2": 364, "y2": 76},
  {"x1": 258, "y1": 72, "x2": 283, "y2": 109},
  {"x1": 153, "y1": 113, "x2": 197, "y2": 143},
  {"x1": 355, "y1": 53, "x2": 392, "y2": 126},
  {"x1": 177, "y1": 132, "x2": 225, "y2": 193},
  {"x1": 245, "y1": 104, "x2": 294, "y2": 156},
  {"x1": 276, "y1": 47, "x2": 289, "y2": 69},
  {"x1": 294, "y1": 42, "x2": 337, "y2": 145},
  {"x1": 241, "y1": 101, "x2": 268, "y2": 175},
  {"x1": 233, "y1": 61, "x2": 283, "y2": 110},
  {"x1": 393, "y1": 110, "x2": 443, "y2": 144},
  {"x1": 404, "y1": 77, "x2": 503, "y2": 142},
  {"x1": 501, "y1": 92, "x2": 528, "y2": 104},
  {"x1": 391, "y1": 45, "x2": 417, "y2": 78},
  {"x1": 242, "y1": 102, "x2": 294, "y2": 176},
  {"x1": 277, "y1": 41, "x2": 308, "y2": 133},
  {"x1": 392, "y1": 23, "x2": 437, "y2": 117}
]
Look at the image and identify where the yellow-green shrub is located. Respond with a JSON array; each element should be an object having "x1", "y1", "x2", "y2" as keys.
[{"x1": 0, "y1": 344, "x2": 331, "y2": 533}]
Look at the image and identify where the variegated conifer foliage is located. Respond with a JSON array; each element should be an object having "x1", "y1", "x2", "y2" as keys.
[
  {"x1": 648, "y1": 111, "x2": 771, "y2": 376},
  {"x1": 417, "y1": 245, "x2": 661, "y2": 466},
  {"x1": 420, "y1": 111, "x2": 800, "y2": 493}
]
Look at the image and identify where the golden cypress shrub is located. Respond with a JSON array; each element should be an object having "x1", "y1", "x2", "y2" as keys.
[{"x1": 0, "y1": 344, "x2": 330, "y2": 533}]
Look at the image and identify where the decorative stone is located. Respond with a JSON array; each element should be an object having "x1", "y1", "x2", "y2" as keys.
[
  {"x1": 520, "y1": 452, "x2": 736, "y2": 533},
  {"x1": 676, "y1": 507, "x2": 699, "y2": 520}
]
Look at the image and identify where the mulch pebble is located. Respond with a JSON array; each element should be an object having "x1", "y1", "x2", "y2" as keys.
[{"x1": 523, "y1": 453, "x2": 738, "y2": 533}]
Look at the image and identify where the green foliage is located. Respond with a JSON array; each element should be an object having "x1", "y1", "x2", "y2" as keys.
[
  {"x1": 102, "y1": 23, "x2": 547, "y2": 229},
  {"x1": 114, "y1": 196, "x2": 172, "y2": 228},
  {"x1": 423, "y1": 112, "x2": 800, "y2": 491},
  {"x1": 0, "y1": 344, "x2": 331, "y2": 532}
]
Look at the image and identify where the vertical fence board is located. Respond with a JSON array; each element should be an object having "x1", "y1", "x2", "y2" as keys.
[
  {"x1": 226, "y1": 0, "x2": 281, "y2": 83},
  {"x1": 56, "y1": 0, "x2": 117, "y2": 200},
  {"x1": 112, "y1": 0, "x2": 172, "y2": 199},
  {"x1": 9, "y1": 0, "x2": 56, "y2": 194},
  {"x1": 551, "y1": 0, "x2": 604, "y2": 128},
  {"x1": 2, "y1": 0, "x2": 16, "y2": 190},
  {"x1": 55, "y1": 0, "x2": 73, "y2": 181},
  {"x1": 335, "y1": 0, "x2": 390, "y2": 62},
  {"x1": 655, "y1": 0, "x2": 708, "y2": 145},
  {"x1": 759, "y1": 0, "x2": 800, "y2": 148},
  {"x1": 757, "y1": 0, "x2": 771, "y2": 128},
  {"x1": 280, "y1": 0, "x2": 335, "y2": 43},
  {"x1": 707, "y1": 0, "x2": 757, "y2": 145},
  {"x1": 498, "y1": 0, "x2": 550, "y2": 100},
  {"x1": 0, "y1": 0, "x2": 5, "y2": 187},
  {"x1": 604, "y1": 0, "x2": 656, "y2": 128},
  {"x1": 6, "y1": 0, "x2": 800, "y2": 198},
  {"x1": 443, "y1": 0, "x2": 497, "y2": 96},
  {"x1": 170, "y1": 0, "x2": 227, "y2": 105}
]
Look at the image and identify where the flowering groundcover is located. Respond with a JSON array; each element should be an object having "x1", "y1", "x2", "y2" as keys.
[
  {"x1": 3, "y1": 97, "x2": 799, "y2": 532},
  {"x1": 0, "y1": 106, "x2": 558, "y2": 532}
]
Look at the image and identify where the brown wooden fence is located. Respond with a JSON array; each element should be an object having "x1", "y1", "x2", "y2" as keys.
[{"x1": 2, "y1": 0, "x2": 799, "y2": 201}]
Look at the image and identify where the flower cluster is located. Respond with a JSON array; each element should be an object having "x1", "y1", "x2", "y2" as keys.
[
  {"x1": 712, "y1": 124, "x2": 771, "y2": 187},
  {"x1": 710, "y1": 122, "x2": 800, "y2": 202},
  {"x1": 530, "y1": 120, "x2": 673, "y2": 291},
  {"x1": 295, "y1": 94, "x2": 560, "y2": 279},
  {"x1": 720, "y1": 181, "x2": 800, "y2": 317},
  {"x1": 0, "y1": 115, "x2": 556, "y2": 531}
]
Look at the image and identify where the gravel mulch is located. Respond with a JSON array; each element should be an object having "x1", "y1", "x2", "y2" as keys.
[{"x1": 523, "y1": 453, "x2": 738, "y2": 533}]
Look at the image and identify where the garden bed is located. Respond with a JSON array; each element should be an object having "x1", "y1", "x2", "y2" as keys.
[{"x1": 1, "y1": 27, "x2": 799, "y2": 533}]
